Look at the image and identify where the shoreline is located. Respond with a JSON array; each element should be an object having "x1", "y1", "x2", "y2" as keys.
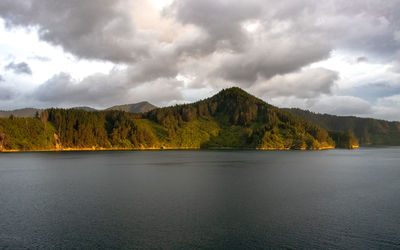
[{"x1": 0, "y1": 145, "x2": 344, "y2": 153}]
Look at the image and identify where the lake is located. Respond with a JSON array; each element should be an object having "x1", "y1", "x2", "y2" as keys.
[{"x1": 1, "y1": 148, "x2": 400, "y2": 249}]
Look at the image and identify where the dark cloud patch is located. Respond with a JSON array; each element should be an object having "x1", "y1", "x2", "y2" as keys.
[
  {"x1": 0, "y1": 75, "x2": 4, "y2": 82},
  {"x1": 213, "y1": 39, "x2": 331, "y2": 85},
  {"x1": 170, "y1": 0, "x2": 400, "y2": 60},
  {"x1": 126, "y1": 52, "x2": 179, "y2": 84},
  {"x1": 0, "y1": 0, "x2": 147, "y2": 63},
  {"x1": 266, "y1": 0, "x2": 400, "y2": 60},
  {"x1": 5, "y1": 61, "x2": 32, "y2": 75},
  {"x1": 168, "y1": 0, "x2": 261, "y2": 52},
  {"x1": 357, "y1": 57, "x2": 368, "y2": 63}
]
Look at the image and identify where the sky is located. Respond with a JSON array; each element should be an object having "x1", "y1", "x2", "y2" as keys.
[{"x1": 0, "y1": 0, "x2": 400, "y2": 121}]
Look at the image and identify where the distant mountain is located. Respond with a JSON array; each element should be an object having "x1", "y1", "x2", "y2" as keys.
[
  {"x1": 107, "y1": 101, "x2": 157, "y2": 113},
  {"x1": 0, "y1": 102, "x2": 157, "y2": 118},
  {"x1": 285, "y1": 108, "x2": 400, "y2": 146},
  {"x1": 71, "y1": 106, "x2": 98, "y2": 112},
  {"x1": 0, "y1": 108, "x2": 41, "y2": 118}
]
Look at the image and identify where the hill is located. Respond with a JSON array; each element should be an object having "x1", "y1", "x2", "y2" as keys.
[
  {"x1": 0, "y1": 108, "x2": 41, "y2": 118},
  {"x1": 0, "y1": 88, "x2": 337, "y2": 151},
  {"x1": 285, "y1": 108, "x2": 400, "y2": 146},
  {"x1": 71, "y1": 106, "x2": 98, "y2": 112},
  {"x1": 0, "y1": 102, "x2": 157, "y2": 119},
  {"x1": 107, "y1": 101, "x2": 157, "y2": 113},
  {"x1": 144, "y1": 87, "x2": 336, "y2": 150}
]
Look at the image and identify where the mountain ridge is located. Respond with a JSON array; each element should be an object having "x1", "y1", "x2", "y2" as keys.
[
  {"x1": 107, "y1": 101, "x2": 157, "y2": 113},
  {"x1": 0, "y1": 102, "x2": 157, "y2": 118}
]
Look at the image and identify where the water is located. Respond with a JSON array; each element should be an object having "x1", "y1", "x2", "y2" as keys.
[{"x1": 1, "y1": 148, "x2": 400, "y2": 249}]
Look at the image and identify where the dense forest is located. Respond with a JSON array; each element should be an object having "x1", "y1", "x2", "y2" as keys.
[
  {"x1": 0, "y1": 115, "x2": 56, "y2": 151},
  {"x1": 286, "y1": 108, "x2": 400, "y2": 146},
  {"x1": 0, "y1": 87, "x2": 366, "y2": 151}
]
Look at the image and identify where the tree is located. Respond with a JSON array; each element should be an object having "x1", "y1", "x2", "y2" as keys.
[{"x1": 40, "y1": 110, "x2": 49, "y2": 124}]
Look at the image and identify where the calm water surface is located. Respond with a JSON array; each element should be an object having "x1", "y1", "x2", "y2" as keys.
[{"x1": 1, "y1": 148, "x2": 400, "y2": 249}]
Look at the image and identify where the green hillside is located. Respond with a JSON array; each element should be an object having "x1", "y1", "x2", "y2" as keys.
[
  {"x1": 286, "y1": 108, "x2": 400, "y2": 146},
  {"x1": 1, "y1": 88, "x2": 345, "y2": 151},
  {"x1": 145, "y1": 87, "x2": 335, "y2": 149},
  {"x1": 0, "y1": 116, "x2": 56, "y2": 151}
]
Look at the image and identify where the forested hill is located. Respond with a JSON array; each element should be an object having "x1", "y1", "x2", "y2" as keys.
[
  {"x1": 0, "y1": 87, "x2": 339, "y2": 151},
  {"x1": 285, "y1": 108, "x2": 400, "y2": 146},
  {"x1": 0, "y1": 102, "x2": 157, "y2": 118},
  {"x1": 143, "y1": 87, "x2": 336, "y2": 150},
  {"x1": 107, "y1": 101, "x2": 157, "y2": 113},
  {"x1": 0, "y1": 108, "x2": 41, "y2": 118}
]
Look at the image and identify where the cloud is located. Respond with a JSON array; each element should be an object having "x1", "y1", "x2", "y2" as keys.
[
  {"x1": 0, "y1": 83, "x2": 14, "y2": 100},
  {"x1": 365, "y1": 94, "x2": 400, "y2": 121},
  {"x1": 0, "y1": 0, "x2": 148, "y2": 63},
  {"x1": 29, "y1": 55, "x2": 51, "y2": 62},
  {"x1": 376, "y1": 94, "x2": 400, "y2": 108},
  {"x1": 357, "y1": 57, "x2": 368, "y2": 63},
  {"x1": 212, "y1": 38, "x2": 331, "y2": 85},
  {"x1": 167, "y1": 0, "x2": 262, "y2": 52},
  {"x1": 4, "y1": 61, "x2": 32, "y2": 75},
  {"x1": 2, "y1": 0, "x2": 399, "y2": 78},
  {"x1": 310, "y1": 95, "x2": 372, "y2": 116},
  {"x1": 341, "y1": 81, "x2": 400, "y2": 102},
  {"x1": 0, "y1": 74, "x2": 4, "y2": 82},
  {"x1": 125, "y1": 50, "x2": 179, "y2": 84},
  {"x1": 250, "y1": 68, "x2": 338, "y2": 98},
  {"x1": 32, "y1": 70, "x2": 184, "y2": 108},
  {"x1": 170, "y1": 0, "x2": 400, "y2": 60}
]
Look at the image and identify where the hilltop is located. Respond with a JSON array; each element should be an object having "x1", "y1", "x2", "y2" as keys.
[
  {"x1": 0, "y1": 108, "x2": 41, "y2": 118},
  {"x1": 107, "y1": 101, "x2": 157, "y2": 113}
]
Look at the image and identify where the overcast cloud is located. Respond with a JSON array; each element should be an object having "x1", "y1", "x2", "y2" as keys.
[{"x1": 0, "y1": 0, "x2": 400, "y2": 120}]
